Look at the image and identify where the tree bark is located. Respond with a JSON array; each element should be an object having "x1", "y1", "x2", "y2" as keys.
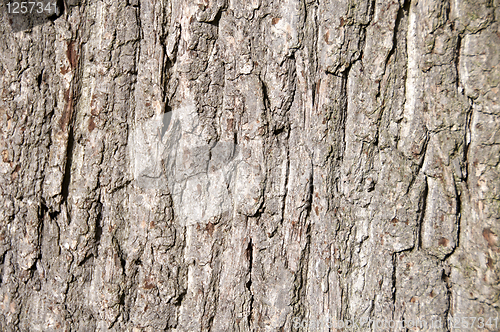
[{"x1": 0, "y1": 0, "x2": 499, "y2": 330}]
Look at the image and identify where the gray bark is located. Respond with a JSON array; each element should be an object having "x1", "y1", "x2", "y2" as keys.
[{"x1": 0, "y1": 0, "x2": 499, "y2": 330}]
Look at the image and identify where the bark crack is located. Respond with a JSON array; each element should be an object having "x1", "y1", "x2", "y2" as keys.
[
  {"x1": 417, "y1": 176, "x2": 428, "y2": 250},
  {"x1": 245, "y1": 238, "x2": 254, "y2": 328},
  {"x1": 61, "y1": 126, "x2": 74, "y2": 206}
]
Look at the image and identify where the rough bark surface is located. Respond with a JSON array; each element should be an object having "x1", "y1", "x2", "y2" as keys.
[{"x1": 0, "y1": 0, "x2": 499, "y2": 330}]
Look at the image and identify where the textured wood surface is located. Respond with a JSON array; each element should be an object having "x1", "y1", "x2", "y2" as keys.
[{"x1": 0, "y1": 0, "x2": 498, "y2": 330}]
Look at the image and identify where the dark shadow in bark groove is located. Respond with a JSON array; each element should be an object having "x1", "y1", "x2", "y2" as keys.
[
  {"x1": 61, "y1": 127, "x2": 74, "y2": 202},
  {"x1": 161, "y1": 106, "x2": 173, "y2": 140},
  {"x1": 95, "y1": 203, "x2": 103, "y2": 245},
  {"x1": 246, "y1": 238, "x2": 254, "y2": 325},
  {"x1": 417, "y1": 177, "x2": 428, "y2": 250}
]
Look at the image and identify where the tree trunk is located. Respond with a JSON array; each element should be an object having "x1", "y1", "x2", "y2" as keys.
[{"x1": 0, "y1": 0, "x2": 498, "y2": 330}]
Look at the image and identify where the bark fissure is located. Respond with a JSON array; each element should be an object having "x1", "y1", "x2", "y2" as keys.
[
  {"x1": 61, "y1": 127, "x2": 74, "y2": 204},
  {"x1": 417, "y1": 177, "x2": 429, "y2": 250}
]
